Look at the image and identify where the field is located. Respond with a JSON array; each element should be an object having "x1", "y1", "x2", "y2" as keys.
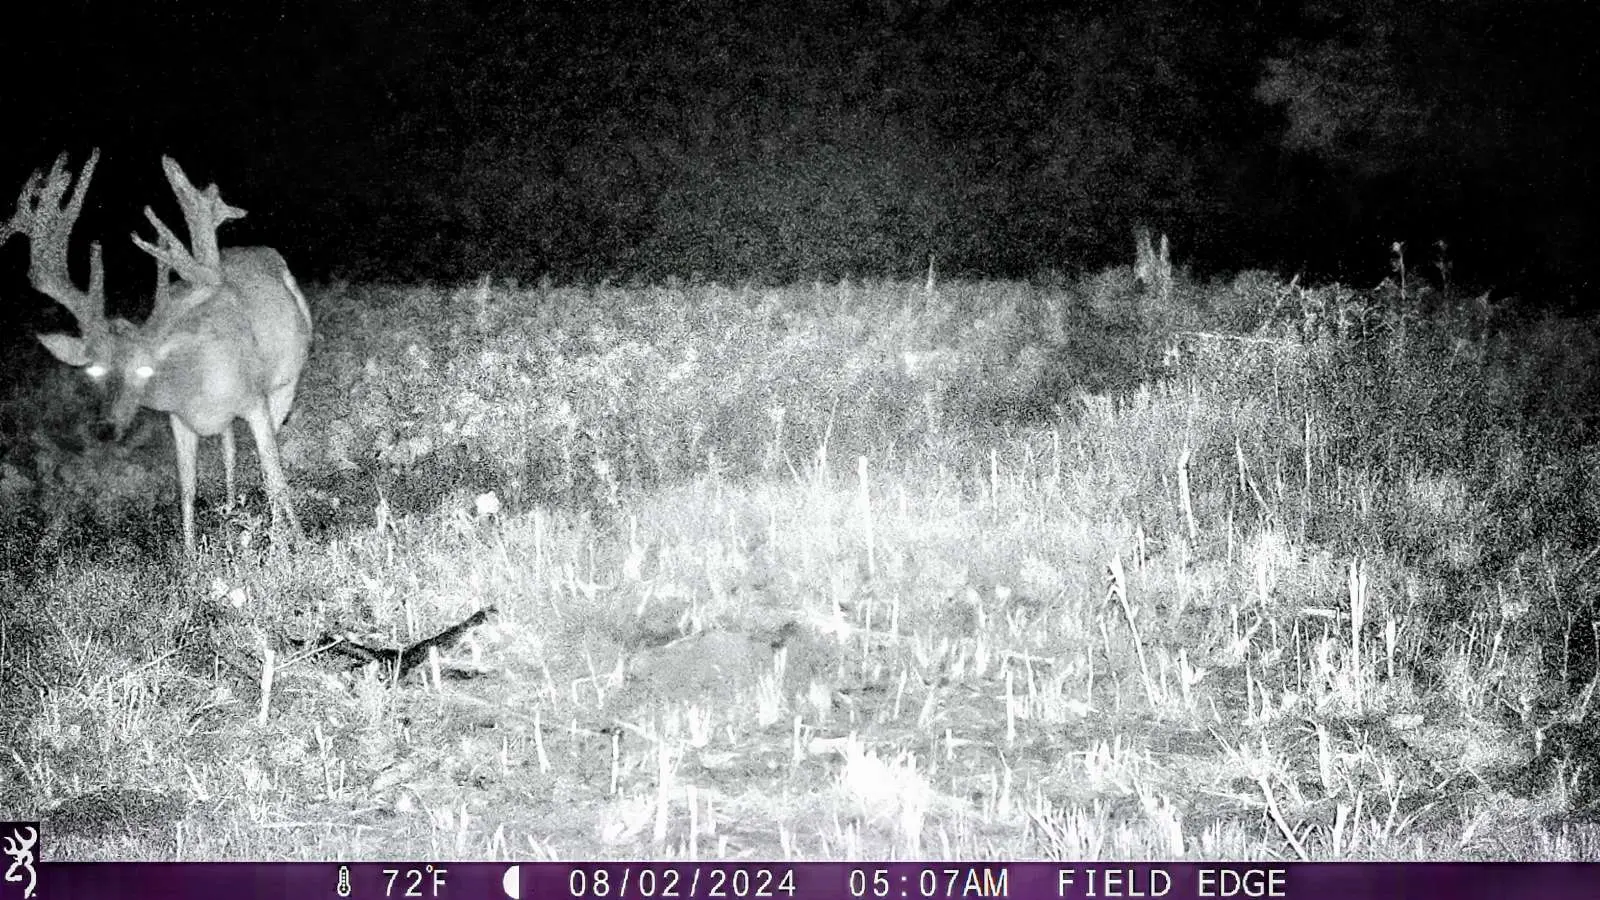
[{"x1": 3, "y1": 260, "x2": 1600, "y2": 860}]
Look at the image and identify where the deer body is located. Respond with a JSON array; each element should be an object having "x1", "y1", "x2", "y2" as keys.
[
  {"x1": 4, "y1": 151, "x2": 312, "y2": 554},
  {"x1": 110, "y1": 248, "x2": 311, "y2": 436},
  {"x1": 112, "y1": 247, "x2": 312, "y2": 553}
]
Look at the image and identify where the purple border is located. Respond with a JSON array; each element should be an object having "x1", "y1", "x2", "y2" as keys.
[{"x1": 9, "y1": 861, "x2": 1600, "y2": 900}]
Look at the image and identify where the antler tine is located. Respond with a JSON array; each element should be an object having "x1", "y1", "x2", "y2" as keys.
[
  {"x1": 54, "y1": 149, "x2": 97, "y2": 233},
  {"x1": 164, "y1": 156, "x2": 246, "y2": 270},
  {"x1": 5, "y1": 149, "x2": 107, "y2": 337},
  {"x1": 131, "y1": 156, "x2": 246, "y2": 292},
  {"x1": 89, "y1": 239, "x2": 105, "y2": 302},
  {"x1": 0, "y1": 165, "x2": 43, "y2": 245},
  {"x1": 133, "y1": 204, "x2": 218, "y2": 291},
  {"x1": 131, "y1": 205, "x2": 213, "y2": 286},
  {"x1": 152, "y1": 252, "x2": 171, "y2": 297}
]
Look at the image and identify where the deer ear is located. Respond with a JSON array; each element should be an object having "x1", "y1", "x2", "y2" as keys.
[{"x1": 38, "y1": 332, "x2": 90, "y2": 366}]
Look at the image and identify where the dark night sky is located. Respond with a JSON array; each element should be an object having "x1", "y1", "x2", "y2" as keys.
[{"x1": 1, "y1": 0, "x2": 1594, "y2": 310}]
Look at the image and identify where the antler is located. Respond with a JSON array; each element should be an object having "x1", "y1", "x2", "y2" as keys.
[
  {"x1": 132, "y1": 156, "x2": 246, "y2": 293},
  {"x1": 2, "y1": 150, "x2": 108, "y2": 341}
]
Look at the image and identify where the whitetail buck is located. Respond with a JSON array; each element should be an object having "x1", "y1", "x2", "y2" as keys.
[{"x1": 0, "y1": 150, "x2": 313, "y2": 554}]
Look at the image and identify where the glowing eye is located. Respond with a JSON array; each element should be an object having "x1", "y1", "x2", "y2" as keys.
[
  {"x1": 85, "y1": 364, "x2": 107, "y2": 379},
  {"x1": 135, "y1": 365, "x2": 155, "y2": 379}
]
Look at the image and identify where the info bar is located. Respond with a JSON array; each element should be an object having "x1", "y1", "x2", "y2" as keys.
[{"x1": 7, "y1": 859, "x2": 1600, "y2": 900}]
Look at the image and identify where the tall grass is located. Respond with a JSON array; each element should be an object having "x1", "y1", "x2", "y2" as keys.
[{"x1": 3, "y1": 259, "x2": 1599, "y2": 860}]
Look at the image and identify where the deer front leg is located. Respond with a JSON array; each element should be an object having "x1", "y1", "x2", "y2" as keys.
[
  {"x1": 244, "y1": 401, "x2": 303, "y2": 545},
  {"x1": 221, "y1": 423, "x2": 237, "y2": 513},
  {"x1": 169, "y1": 414, "x2": 200, "y2": 555}
]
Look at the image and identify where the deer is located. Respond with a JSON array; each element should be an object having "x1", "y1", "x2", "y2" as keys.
[{"x1": 1, "y1": 150, "x2": 313, "y2": 554}]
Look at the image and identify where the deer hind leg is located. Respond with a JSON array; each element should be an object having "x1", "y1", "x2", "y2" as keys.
[
  {"x1": 244, "y1": 400, "x2": 303, "y2": 545},
  {"x1": 267, "y1": 375, "x2": 301, "y2": 432},
  {"x1": 168, "y1": 415, "x2": 200, "y2": 555}
]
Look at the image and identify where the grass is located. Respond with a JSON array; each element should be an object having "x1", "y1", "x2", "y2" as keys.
[{"x1": 3, "y1": 259, "x2": 1600, "y2": 861}]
